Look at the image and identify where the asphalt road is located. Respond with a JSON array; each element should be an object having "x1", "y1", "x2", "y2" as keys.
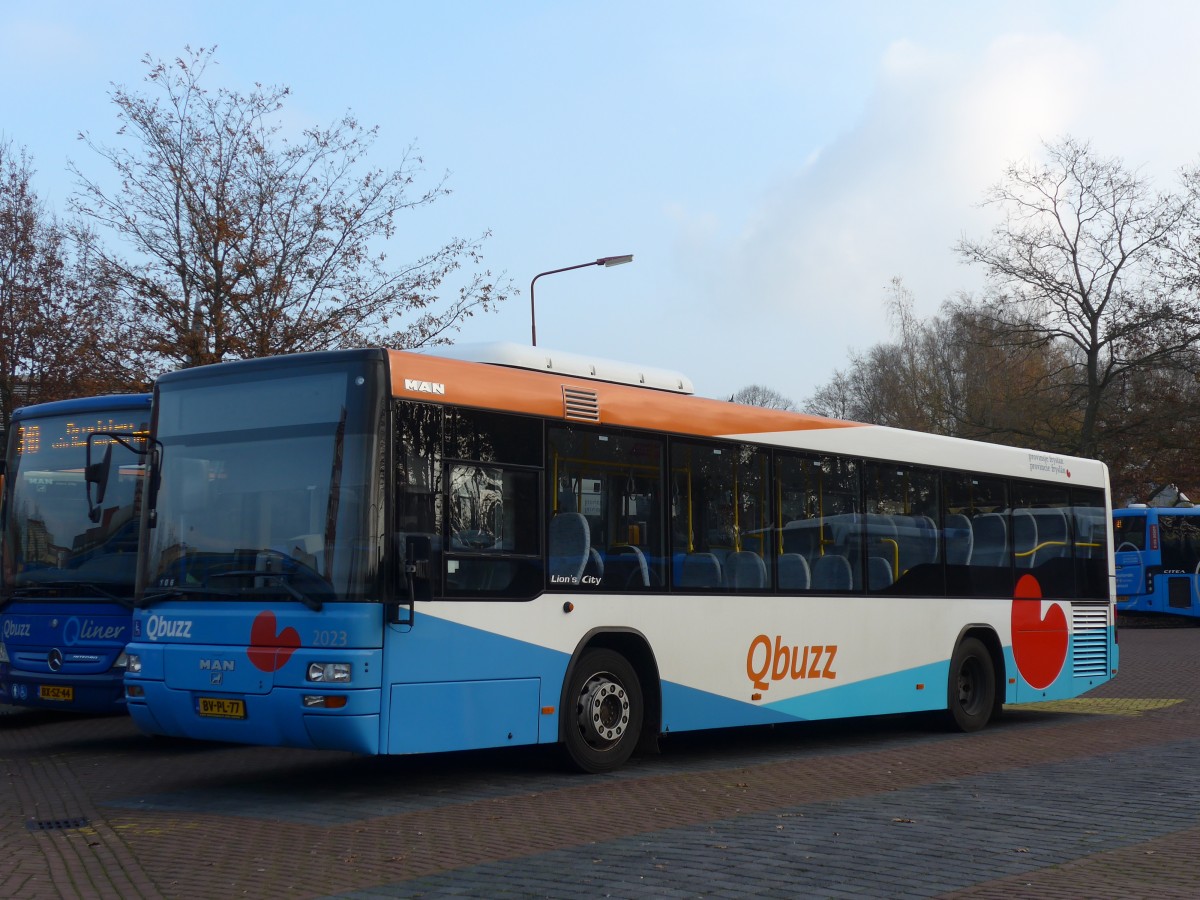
[{"x1": 2, "y1": 621, "x2": 1197, "y2": 899}]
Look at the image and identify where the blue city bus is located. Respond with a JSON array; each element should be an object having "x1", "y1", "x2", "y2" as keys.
[
  {"x1": 0, "y1": 394, "x2": 151, "y2": 712},
  {"x1": 1114, "y1": 505, "x2": 1200, "y2": 618},
  {"x1": 120, "y1": 345, "x2": 1115, "y2": 772}
]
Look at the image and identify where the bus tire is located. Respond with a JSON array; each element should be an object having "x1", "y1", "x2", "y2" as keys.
[
  {"x1": 946, "y1": 636, "x2": 995, "y2": 733},
  {"x1": 563, "y1": 648, "x2": 643, "y2": 774}
]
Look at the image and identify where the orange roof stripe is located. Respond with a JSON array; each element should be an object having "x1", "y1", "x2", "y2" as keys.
[{"x1": 387, "y1": 349, "x2": 862, "y2": 439}]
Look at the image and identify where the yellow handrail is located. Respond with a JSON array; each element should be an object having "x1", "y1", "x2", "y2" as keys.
[
  {"x1": 877, "y1": 537, "x2": 900, "y2": 576},
  {"x1": 1014, "y1": 539, "x2": 1068, "y2": 559}
]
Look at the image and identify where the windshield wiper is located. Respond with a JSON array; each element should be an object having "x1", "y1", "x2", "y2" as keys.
[
  {"x1": 138, "y1": 585, "x2": 245, "y2": 608},
  {"x1": 207, "y1": 570, "x2": 324, "y2": 611},
  {"x1": 6, "y1": 581, "x2": 133, "y2": 608}
]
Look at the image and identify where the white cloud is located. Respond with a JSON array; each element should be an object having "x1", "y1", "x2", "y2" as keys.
[{"x1": 673, "y1": 15, "x2": 1195, "y2": 404}]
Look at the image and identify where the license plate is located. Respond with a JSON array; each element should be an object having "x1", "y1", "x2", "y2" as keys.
[
  {"x1": 198, "y1": 697, "x2": 246, "y2": 719},
  {"x1": 39, "y1": 685, "x2": 74, "y2": 702}
]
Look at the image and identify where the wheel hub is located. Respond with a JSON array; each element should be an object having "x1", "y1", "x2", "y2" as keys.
[{"x1": 579, "y1": 674, "x2": 629, "y2": 745}]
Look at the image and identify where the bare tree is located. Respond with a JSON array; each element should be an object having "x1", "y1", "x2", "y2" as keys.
[
  {"x1": 71, "y1": 47, "x2": 508, "y2": 370},
  {"x1": 803, "y1": 284, "x2": 1088, "y2": 445},
  {"x1": 730, "y1": 384, "x2": 796, "y2": 411},
  {"x1": 955, "y1": 136, "x2": 1192, "y2": 458},
  {"x1": 804, "y1": 369, "x2": 858, "y2": 421},
  {"x1": 0, "y1": 141, "x2": 142, "y2": 430},
  {"x1": 802, "y1": 280, "x2": 979, "y2": 433},
  {"x1": 0, "y1": 139, "x2": 45, "y2": 424}
]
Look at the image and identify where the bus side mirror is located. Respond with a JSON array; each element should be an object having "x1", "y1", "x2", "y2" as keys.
[
  {"x1": 389, "y1": 534, "x2": 431, "y2": 626},
  {"x1": 405, "y1": 535, "x2": 433, "y2": 603},
  {"x1": 85, "y1": 441, "x2": 114, "y2": 523},
  {"x1": 146, "y1": 443, "x2": 163, "y2": 526}
]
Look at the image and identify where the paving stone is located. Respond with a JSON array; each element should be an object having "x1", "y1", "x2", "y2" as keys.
[{"x1": 2, "y1": 625, "x2": 1199, "y2": 898}]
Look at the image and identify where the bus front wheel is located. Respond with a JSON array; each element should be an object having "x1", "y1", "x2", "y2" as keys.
[
  {"x1": 946, "y1": 637, "x2": 995, "y2": 732},
  {"x1": 563, "y1": 648, "x2": 644, "y2": 774}
]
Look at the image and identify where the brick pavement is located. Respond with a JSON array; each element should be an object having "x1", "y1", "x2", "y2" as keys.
[{"x1": 2, "y1": 624, "x2": 1199, "y2": 898}]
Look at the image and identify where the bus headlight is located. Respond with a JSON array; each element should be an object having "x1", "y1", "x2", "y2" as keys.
[
  {"x1": 113, "y1": 652, "x2": 129, "y2": 670},
  {"x1": 126, "y1": 653, "x2": 142, "y2": 675},
  {"x1": 0, "y1": 642, "x2": 8, "y2": 665},
  {"x1": 307, "y1": 662, "x2": 351, "y2": 683}
]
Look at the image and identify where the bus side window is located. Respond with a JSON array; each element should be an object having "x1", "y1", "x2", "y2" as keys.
[
  {"x1": 394, "y1": 401, "x2": 445, "y2": 598},
  {"x1": 547, "y1": 425, "x2": 665, "y2": 592},
  {"x1": 441, "y1": 409, "x2": 543, "y2": 599},
  {"x1": 1114, "y1": 514, "x2": 1145, "y2": 551},
  {"x1": 670, "y1": 440, "x2": 771, "y2": 593},
  {"x1": 774, "y1": 452, "x2": 859, "y2": 594},
  {"x1": 1072, "y1": 488, "x2": 1108, "y2": 600},
  {"x1": 445, "y1": 463, "x2": 541, "y2": 597},
  {"x1": 942, "y1": 473, "x2": 1012, "y2": 599},
  {"x1": 1011, "y1": 481, "x2": 1074, "y2": 598},
  {"x1": 862, "y1": 463, "x2": 941, "y2": 596}
]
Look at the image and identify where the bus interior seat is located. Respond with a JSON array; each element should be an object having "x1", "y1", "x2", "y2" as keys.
[
  {"x1": 585, "y1": 547, "x2": 604, "y2": 580},
  {"x1": 867, "y1": 555, "x2": 893, "y2": 591},
  {"x1": 1073, "y1": 511, "x2": 1104, "y2": 558},
  {"x1": 944, "y1": 514, "x2": 973, "y2": 565},
  {"x1": 725, "y1": 551, "x2": 767, "y2": 590},
  {"x1": 781, "y1": 520, "x2": 822, "y2": 557},
  {"x1": 863, "y1": 515, "x2": 897, "y2": 571},
  {"x1": 680, "y1": 552, "x2": 722, "y2": 589},
  {"x1": 1031, "y1": 508, "x2": 1069, "y2": 564},
  {"x1": 608, "y1": 544, "x2": 650, "y2": 587},
  {"x1": 865, "y1": 514, "x2": 897, "y2": 541},
  {"x1": 812, "y1": 554, "x2": 853, "y2": 591},
  {"x1": 548, "y1": 512, "x2": 591, "y2": 582},
  {"x1": 1012, "y1": 509, "x2": 1038, "y2": 569},
  {"x1": 914, "y1": 515, "x2": 940, "y2": 563},
  {"x1": 777, "y1": 553, "x2": 811, "y2": 590},
  {"x1": 893, "y1": 515, "x2": 938, "y2": 573},
  {"x1": 971, "y1": 513, "x2": 1008, "y2": 566}
]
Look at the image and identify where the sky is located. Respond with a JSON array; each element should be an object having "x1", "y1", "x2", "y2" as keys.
[{"x1": 4, "y1": 1, "x2": 1200, "y2": 404}]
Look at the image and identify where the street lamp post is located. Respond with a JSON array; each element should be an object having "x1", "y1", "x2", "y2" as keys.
[{"x1": 530, "y1": 254, "x2": 633, "y2": 346}]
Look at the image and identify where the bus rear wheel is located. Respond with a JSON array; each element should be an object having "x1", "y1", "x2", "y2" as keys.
[
  {"x1": 946, "y1": 637, "x2": 995, "y2": 732},
  {"x1": 563, "y1": 648, "x2": 643, "y2": 773}
]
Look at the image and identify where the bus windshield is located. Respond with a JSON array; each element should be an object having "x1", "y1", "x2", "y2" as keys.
[
  {"x1": 2, "y1": 409, "x2": 147, "y2": 602},
  {"x1": 139, "y1": 358, "x2": 385, "y2": 605}
]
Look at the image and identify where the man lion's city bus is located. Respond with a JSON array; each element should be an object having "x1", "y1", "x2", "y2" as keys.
[
  {"x1": 0, "y1": 394, "x2": 151, "y2": 712},
  {"x1": 120, "y1": 344, "x2": 1116, "y2": 772},
  {"x1": 1114, "y1": 505, "x2": 1200, "y2": 618}
]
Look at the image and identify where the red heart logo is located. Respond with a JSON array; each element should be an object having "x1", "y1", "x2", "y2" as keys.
[
  {"x1": 1011, "y1": 575, "x2": 1068, "y2": 690},
  {"x1": 247, "y1": 610, "x2": 301, "y2": 673}
]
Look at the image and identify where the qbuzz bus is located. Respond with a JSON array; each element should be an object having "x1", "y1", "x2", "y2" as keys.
[
  {"x1": 1114, "y1": 505, "x2": 1200, "y2": 618},
  {"x1": 119, "y1": 343, "x2": 1117, "y2": 772},
  {"x1": 0, "y1": 394, "x2": 151, "y2": 712}
]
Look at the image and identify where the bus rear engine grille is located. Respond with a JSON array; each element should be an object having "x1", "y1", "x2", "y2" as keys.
[{"x1": 1071, "y1": 604, "x2": 1110, "y2": 678}]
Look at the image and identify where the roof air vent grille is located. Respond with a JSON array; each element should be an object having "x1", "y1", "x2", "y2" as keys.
[{"x1": 563, "y1": 386, "x2": 600, "y2": 422}]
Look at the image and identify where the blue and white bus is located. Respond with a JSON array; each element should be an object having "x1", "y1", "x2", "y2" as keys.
[
  {"x1": 1114, "y1": 505, "x2": 1200, "y2": 618},
  {"x1": 121, "y1": 344, "x2": 1116, "y2": 771},
  {"x1": 0, "y1": 394, "x2": 151, "y2": 712}
]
